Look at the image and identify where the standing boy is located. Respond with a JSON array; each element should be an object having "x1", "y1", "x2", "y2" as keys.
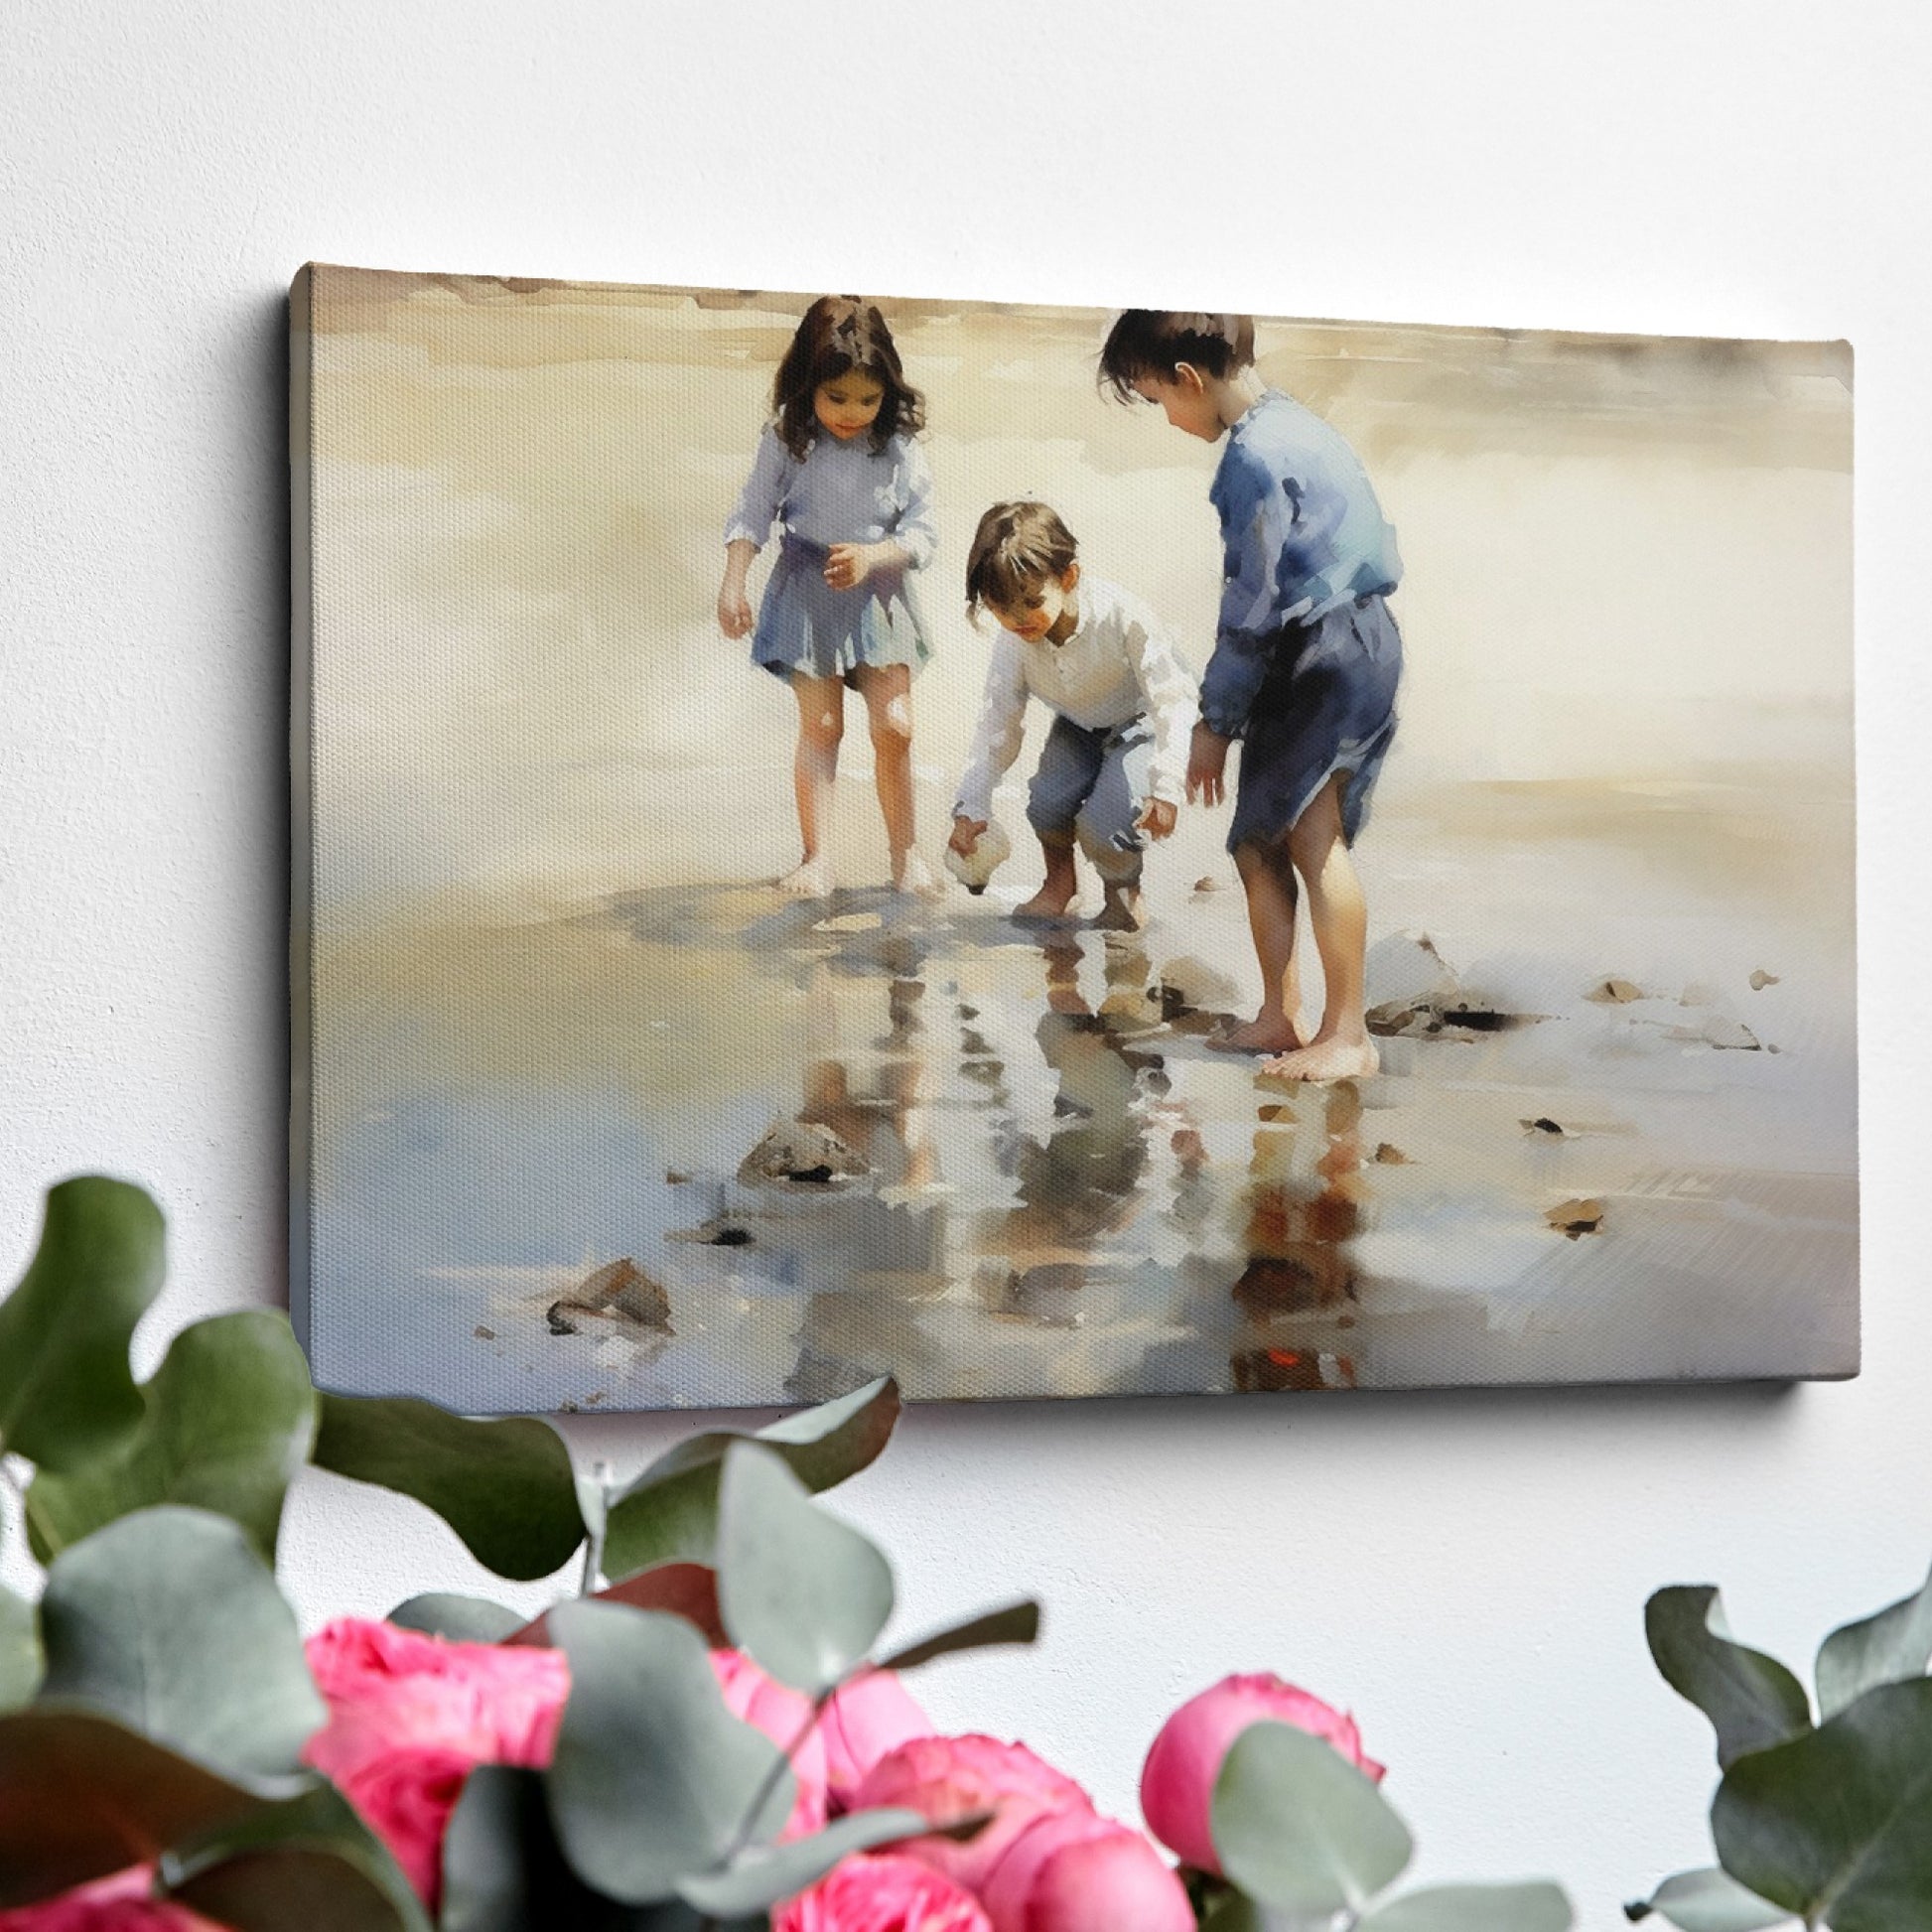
[{"x1": 1099, "y1": 312, "x2": 1403, "y2": 1079}]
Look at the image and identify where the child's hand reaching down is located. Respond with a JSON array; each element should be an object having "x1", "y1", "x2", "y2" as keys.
[
  {"x1": 1137, "y1": 798, "x2": 1177, "y2": 840},
  {"x1": 949, "y1": 816, "x2": 988, "y2": 859},
  {"x1": 825, "y1": 541, "x2": 893, "y2": 591},
  {"x1": 1186, "y1": 724, "x2": 1231, "y2": 806}
]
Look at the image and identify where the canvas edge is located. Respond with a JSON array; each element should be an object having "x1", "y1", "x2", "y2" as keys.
[{"x1": 288, "y1": 263, "x2": 317, "y2": 1362}]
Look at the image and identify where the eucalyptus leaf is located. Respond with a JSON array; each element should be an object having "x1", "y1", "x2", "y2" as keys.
[
  {"x1": 1211, "y1": 1719, "x2": 1413, "y2": 1917},
  {"x1": 161, "y1": 1780, "x2": 432, "y2": 1932},
  {"x1": 875, "y1": 1598, "x2": 1040, "y2": 1673},
  {"x1": 446, "y1": 1771, "x2": 760, "y2": 1932},
  {"x1": 387, "y1": 1593, "x2": 527, "y2": 1643},
  {"x1": 26, "y1": 1310, "x2": 317, "y2": 1565},
  {"x1": 1626, "y1": 1866, "x2": 1795, "y2": 1930},
  {"x1": 444, "y1": 1765, "x2": 654, "y2": 1932},
  {"x1": 603, "y1": 1375, "x2": 897, "y2": 1579},
  {"x1": 508, "y1": 1563, "x2": 726, "y2": 1650},
  {"x1": 38, "y1": 1505, "x2": 325, "y2": 1779},
  {"x1": 0, "y1": 1583, "x2": 41, "y2": 1711},
  {"x1": 717, "y1": 1442, "x2": 894, "y2": 1697},
  {"x1": 1644, "y1": 1587, "x2": 1812, "y2": 1769},
  {"x1": 1816, "y1": 1559, "x2": 1932, "y2": 1721},
  {"x1": 676, "y1": 1806, "x2": 930, "y2": 1916},
  {"x1": 1712, "y1": 1676, "x2": 1932, "y2": 1932},
  {"x1": 0, "y1": 1707, "x2": 278, "y2": 1909},
  {"x1": 1360, "y1": 1879, "x2": 1573, "y2": 1931},
  {"x1": 314, "y1": 1392, "x2": 584, "y2": 1581},
  {"x1": 0, "y1": 1176, "x2": 165, "y2": 1471},
  {"x1": 545, "y1": 1600, "x2": 793, "y2": 1904},
  {"x1": 1197, "y1": 1893, "x2": 1267, "y2": 1932}
]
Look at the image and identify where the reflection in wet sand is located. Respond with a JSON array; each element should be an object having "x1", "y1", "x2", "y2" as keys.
[{"x1": 309, "y1": 755, "x2": 1860, "y2": 1412}]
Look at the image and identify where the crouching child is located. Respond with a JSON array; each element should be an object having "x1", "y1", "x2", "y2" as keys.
[{"x1": 950, "y1": 500, "x2": 1198, "y2": 931}]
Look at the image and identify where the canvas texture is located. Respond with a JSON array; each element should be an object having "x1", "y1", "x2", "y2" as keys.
[{"x1": 290, "y1": 265, "x2": 1857, "y2": 1412}]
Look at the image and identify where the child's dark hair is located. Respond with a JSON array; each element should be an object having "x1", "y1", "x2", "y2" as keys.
[
  {"x1": 772, "y1": 295, "x2": 924, "y2": 460},
  {"x1": 965, "y1": 501, "x2": 1079, "y2": 621},
  {"x1": 1097, "y1": 311, "x2": 1256, "y2": 402}
]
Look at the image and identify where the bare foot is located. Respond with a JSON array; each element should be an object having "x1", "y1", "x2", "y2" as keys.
[
  {"x1": 1012, "y1": 882, "x2": 1078, "y2": 924},
  {"x1": 1090, "y1": 885, "x2": 1147, "y2": 932},
  {"x1": 1261, "y1": 1035, "x2": 1381, "y2": 1082},
  {"x1": 893, "y1": 850, "x2": 942, "y2": 899},
  {"x1": 1206, "y1": 1015, "x2": 1304, "y2": 1054},
  {"x1": 777, "y1": 855, "x2": 835, "y2": 898}
]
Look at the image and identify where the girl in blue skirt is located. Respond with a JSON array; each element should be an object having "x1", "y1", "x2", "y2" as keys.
[{"x1": 718, "y1": 296, "x2": 938, "y2": 897}]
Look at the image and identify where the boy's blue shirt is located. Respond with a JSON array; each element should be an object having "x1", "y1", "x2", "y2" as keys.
[{"x1": 1200, "y1": 390, "x2": 1402, "y2": 737}]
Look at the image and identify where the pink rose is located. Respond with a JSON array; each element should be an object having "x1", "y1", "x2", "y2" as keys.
[
  {"x1": 710, "y1": 1648, "x2": 830, "y2": 1839},
  {"x1": 1140, "y1": 1673, "x2": 1385, "y2": 1875},
  {"x1": 333, "y1": 1745, "x2": 475, "y2": 1905},
  {"x1": 300, "y1": 1617, "x2": 571, "y2": 1904},
  {"x1": 819, "y1": 1669, "x2": 935, "y2": 1813},
  {"x1": 851, "y1": 1735, "x2": 1093, "y2": 1897},
  {"x1": 0, "y1": 1866, "x2": 223, "y2": 1930},
  {"x1": 774, "y1": 1853, "x2": 992, "y2": 1932},
  {"x1": 302, "y1": 1617, "x2": 570, "y2": 1786},
  {"x1": 982, "y1": 1813, "x2": 1194, "y2": 1932}
]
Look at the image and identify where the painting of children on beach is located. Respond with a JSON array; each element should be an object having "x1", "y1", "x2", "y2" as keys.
[{"x1": 292, "y1": 265, "x2": 1856, "y2": 1412}]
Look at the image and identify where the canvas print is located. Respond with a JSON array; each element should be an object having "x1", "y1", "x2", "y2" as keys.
[{"x1": 290, "y1": 264, "x2": 1856, "y2": 1412}]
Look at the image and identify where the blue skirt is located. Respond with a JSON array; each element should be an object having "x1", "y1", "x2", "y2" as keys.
[
  {"x1": 752, "y1": 534, "x2": 931, "y2": 685},
  {"x1": 1228, "y1": 594, "x2": 1403, "y2": 852}
]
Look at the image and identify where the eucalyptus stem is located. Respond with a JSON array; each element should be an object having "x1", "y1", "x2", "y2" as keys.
[
  {"x1": 0, "y1": 1456, "x2": 27, "y2": 1565},
  {"x1": 577, "y1": 1458, "x2": 613, "y2": 1598},
  {"x1": 723, "y1": 1684, "x2": 836, "y2": 1865}
]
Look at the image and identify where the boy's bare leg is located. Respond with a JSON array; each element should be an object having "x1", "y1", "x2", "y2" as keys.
[
  {"x1": 856, "y1": 665, "x2": 937, "y2": 896},
  {"x1": 782, "y1": 673, "x2": 843, "y2": 896},
  {"x1": 1091, "y1": 877, "x2": 1147, "y2": 931},
  {"x1": 1264, "y1": 776, "x2": 1379, "y2": 1080},
  {"x1": 1013, "y1": 832, "x2": 1080, "y2": 922},
  {"x1": 1209, "y1": 837, "x2": 1305, "y2": 1051}
]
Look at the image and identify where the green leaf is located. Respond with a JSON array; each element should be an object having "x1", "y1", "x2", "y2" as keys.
[
  {"x1": 1645, "y1": 1587, "x2": 1813, "y2": 1769},
  {"x1": 161, "y1": 1780, "x2": 432, "y2": 1932},
  {"x1": 1211, "y1": 1719, "x2": 1413, "y2": 1917},
  {"x1": 507, "y1": 1564, "x2": 727, "y2": 1650},
  {"x1": 603, "y1": 1375, "x2": 897, "y2": 1579},
  {"x1": 445, "y1": 1769, "x2": 765, "y2": 1930},
  {"x1": 0, "y1": 1176, "x2": 165, "y2": 1471},
  {"x1": 1626, "y1": 1866, "x2": 1795, "y2": 1930},
  {"x1": 1360, "y1": 1880, "x2": 1573, "y2": 1931},
  {"x1": 0, "y1": 1584, "x2": 41, "y2": 1711},
  {"x1": 1713, "y1": 1676, "x2": 1932, "y2": 1932},
  {"x1": 1197, "y1": 1893, "x2": 1267, "y2": 1932},
  {"x1": 387, "y1": 1593, "x2": 528, "y2": 1643},
  {"x1": 26, "y1": 1310, "x2": 317, "y2": 1565},
  {"x1": 314, "y1": 1392, "x2": 585, "y2": 1581},
  {"x1": 545, "y1": 1600, "x2": 792, "y2": 1904},
  {"x1": 717, "y1": 1442, "x2": 894, "y2": 1697},
  {"x1": 677, "y1": 1806, "x2": 930, "y2": 1916},
  {"x1": 444, "y1": 1765, "x2": 645, "y2": 1932},
  {"x1": 38, "y1": 1505, "x2": 325, "y2": 1779},
  {"x1": 1816, "y1": 1560, "x2": 1932, "y2": 1721},
  {"x1": 876, "y1": 1599, "x2": 1040, "y2": 1673},
  {"x1": 0, "y1": 1707, "x2": 279, "y2": 1909}
]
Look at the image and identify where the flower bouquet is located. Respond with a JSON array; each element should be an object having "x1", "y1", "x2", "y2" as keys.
[{"x1": 0, "y1": 1177, "x2": 1573, "y2": 1930}]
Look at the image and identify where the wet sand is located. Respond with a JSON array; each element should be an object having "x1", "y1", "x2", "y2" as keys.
[{"x1": 306, "y1": 765, "x2": 1855, "y2": 1411}]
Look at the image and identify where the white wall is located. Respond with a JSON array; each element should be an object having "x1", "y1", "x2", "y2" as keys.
[{"x1": 3, "y1": 3, "x2": 1927, "y2": 1923}]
